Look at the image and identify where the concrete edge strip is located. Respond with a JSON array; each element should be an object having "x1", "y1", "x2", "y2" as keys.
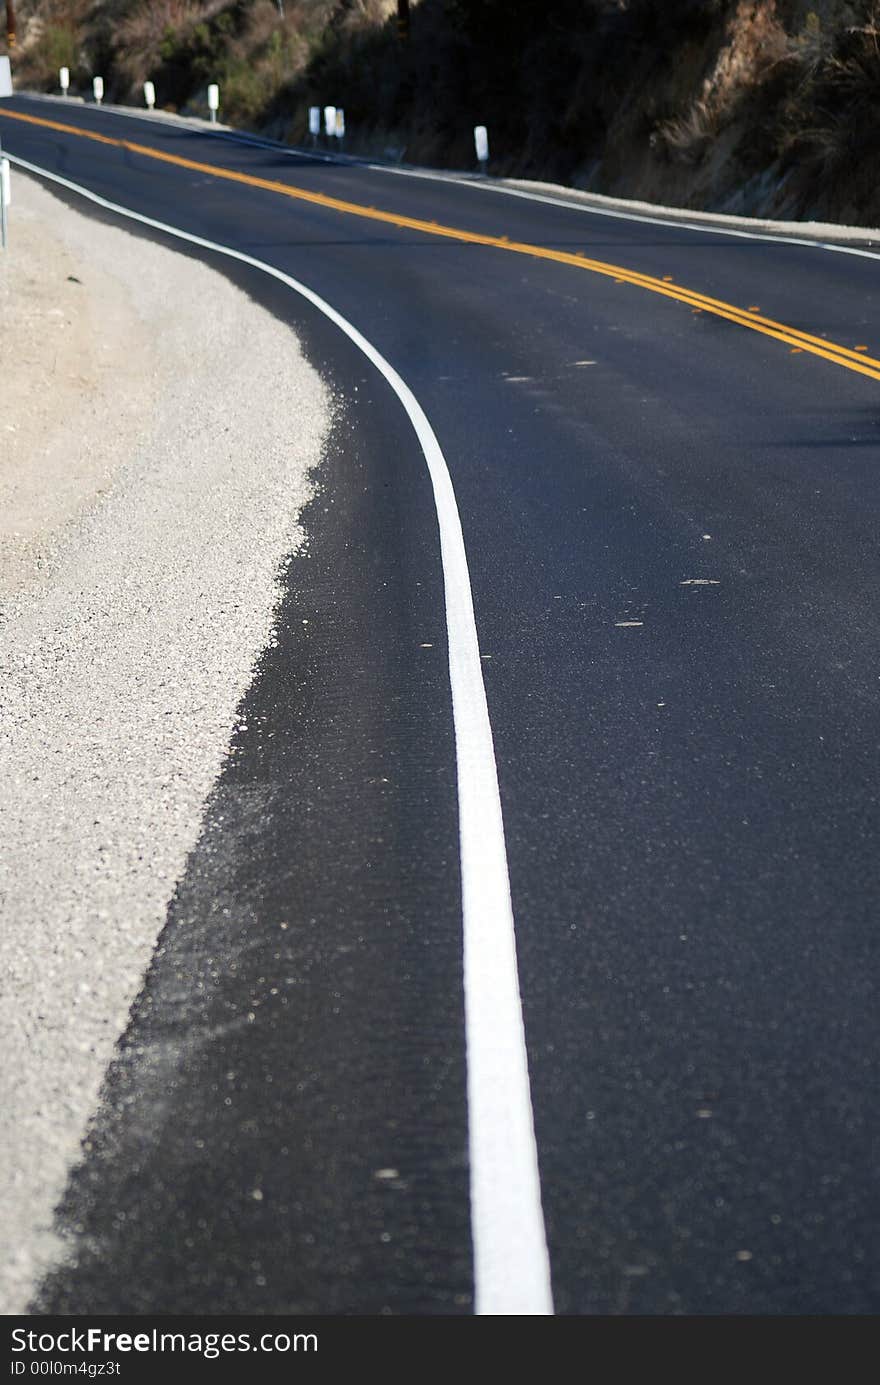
[
  {"x1": 454, "y1": 177, "x2": 880, "y2": 259},
  {"x1": 7, "y1": 151, "x2": 555, "y2": 1318}
]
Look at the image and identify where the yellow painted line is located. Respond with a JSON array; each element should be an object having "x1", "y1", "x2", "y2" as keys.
[{"x1": 3, "y1": 105, "x2": 879, "y2": 384}]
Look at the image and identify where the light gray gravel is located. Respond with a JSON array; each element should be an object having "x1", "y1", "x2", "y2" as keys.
[{"x1": 0, "y1": 174, "x2": 330, "y2": 1313}]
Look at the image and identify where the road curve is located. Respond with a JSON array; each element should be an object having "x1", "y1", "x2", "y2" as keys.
[{"x1": 1, "y1": 96, "x2": 878, "y2": 1316}]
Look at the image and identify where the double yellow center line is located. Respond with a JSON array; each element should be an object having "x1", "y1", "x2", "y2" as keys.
[{"x1": 3, "y1": 105, "x2": 878, "y2": 384}]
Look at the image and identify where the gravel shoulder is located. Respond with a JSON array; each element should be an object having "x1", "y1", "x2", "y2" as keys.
[
  {"x1": 0, "y1": 172, "x2": 331, "y2": 1312},
  {"x1": 0, "y1": 175, "x2": 158, "y2": 596}
]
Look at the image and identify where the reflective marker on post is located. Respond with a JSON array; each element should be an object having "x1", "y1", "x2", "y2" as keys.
[
  {"x1": 335, "y1": 108, "x2": 345, "y2": 141},
  {"x1": 59, "y1": 66, "x2": 70, "y2": 97},
  {"x1": 143, "y1": 80, "x2": 156, "y2": 111},
  {"x1": 207, "y1": 84, "x2": 219, "y2": 123},
  {"x1": 92, "y1": 75, "x2": 104, "y2": 105},
  {"x1": 474, "y1": 125, "x2": 489, "y2": 171},
  {"x1": 308, "y1": 106, "x2": 320, "y2": 138},
  {"x1": 323, "y1": 105, "x2": 336, "y2": 138}
]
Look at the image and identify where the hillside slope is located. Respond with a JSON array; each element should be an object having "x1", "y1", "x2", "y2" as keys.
[{"x1": 6, "y1": 1, "x2": 880, "y2": 227}]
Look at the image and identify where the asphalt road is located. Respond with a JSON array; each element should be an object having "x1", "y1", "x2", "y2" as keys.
[{"x1": 2, "y1": 96, "x2": 878, "y2": 1316}]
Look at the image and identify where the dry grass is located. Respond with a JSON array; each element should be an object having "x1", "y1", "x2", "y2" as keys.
[
  {"x1": 659, "y1": 99, "x2": 721, "y2": 164},
  {"x1": 656, "y1": 0, "x2": 789, "y2": 163},
  {"x1": 112, "y1": 2, "x2": 212, "y2": 87},
  {"x1": 9, "y1": 1, "x2": 92, "y2": 84},
  {"x1": 774, "y1": 2, "x2": 880, "y2": 216}
]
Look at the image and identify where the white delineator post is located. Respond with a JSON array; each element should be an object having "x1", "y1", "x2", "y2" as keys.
[
  {"x1": 92, "y1": 75, "x2": 104, "y2": 106},
  {"x1": 59, "y1": 66, "x2": 70, "y2": 97},
  {"x1": 143, "y1": 81, "x2": 156, "y2": 111},
  {"x1": 1, "y1": 156, "x2": 11, "y2": 251},
  {"x1": 207, "y1": 84, "x2": 219, "y2": 123},
  {"x1": 474, "y1": 124, "x2": 489, "y2": 173},
  {"x1": 323, "y1": 105, "x2": 336, "y2": 141},
  {"x1": 308, "y1": 105, "x2": 320, "y2": 146},
  {"x1": 335, "y1": 107, "x2": 345, "y2": 144}
]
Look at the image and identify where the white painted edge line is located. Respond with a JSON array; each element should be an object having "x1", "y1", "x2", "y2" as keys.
[
  {"x1": 8, "y1": 152, "x2": 554, "y2": 1317},
  {"x1": 19, "y1": 93, "x2": 880, "y2": 260}
]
